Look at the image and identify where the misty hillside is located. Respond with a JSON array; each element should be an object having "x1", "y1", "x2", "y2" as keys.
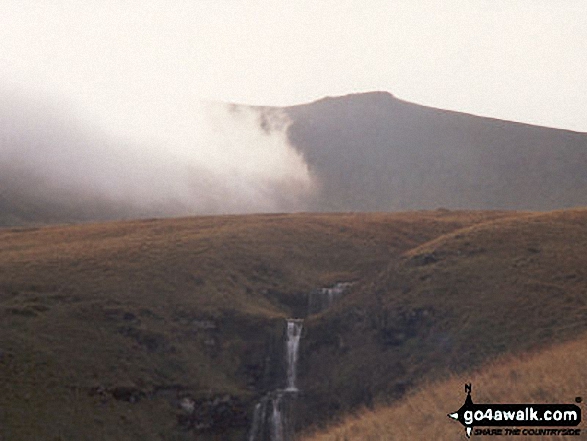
[
  {"x1": 276, "y1": 91, "x2": 587, "y2": 211},
  {"x1": 0, "y1": 166, "x2": 153, "y2": 226},
  {"x1": 3, "y1": 91, "x2": 587, "y2": 226}
]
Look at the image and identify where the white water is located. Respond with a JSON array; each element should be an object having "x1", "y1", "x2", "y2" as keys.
[
  {"x1": 248, "y1": 399, "x2": 267, "y2": 441},
  {"x1": 308, "y1": 282, "x2": 353, "y2": 315},
  {"x1": 285, "y1": 319, "x2": 303, "y2": 391},
  {"x1": 271, "y1": 392, "x2": 285, "y2": 441},
  {"x1": 248, "y1": 318, "x2": 303, "y2": 441},
  {"x1": 249, "y1": 283, "x2": 350, "y2": 440}
]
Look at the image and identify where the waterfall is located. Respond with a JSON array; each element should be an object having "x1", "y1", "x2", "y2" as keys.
[
  {"x1": 248, "y1": 319, "x2": 302, "y2": 441},
  {"x1": 308, "y1": 282, "x2": 353, "y2": 315},
  {"x1": 248, "y1": 283, "x2": 351, "y2": 440},
  {"x1": 270, "y1": 392, "x2": 284, "y2": 441},
  {"x1": 248, "y1": 399, "x2": 267, "y2": 441},
  {"x1": 285, "y1": 319, "x2": 303, "y2": 391}
]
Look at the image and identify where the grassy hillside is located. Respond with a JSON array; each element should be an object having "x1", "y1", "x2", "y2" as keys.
[
  {"x1": 300, "y1": 333, "x2": 587, "y2": 441},
  {"x1": 297, "y1": 209, "x2": 587, "y2": 429},
  {"x1": 0, "y1": 211, "x2": 508, "y2": 440},
  {"x1": 3, "y1": 209, "x2": 587, "y2": 440}
]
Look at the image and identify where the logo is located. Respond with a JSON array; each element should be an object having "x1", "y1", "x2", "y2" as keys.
[{"x1": 448, "y1": 384, "x2": 582, "y2": 437}]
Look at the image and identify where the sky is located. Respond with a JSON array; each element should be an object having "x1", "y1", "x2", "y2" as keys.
[
  {"x1": 1, "y1": 1, "x2": 587, "y2": 217},
  {"x1": 1, "y1": 0, "x2": 586, "y2": 132}
]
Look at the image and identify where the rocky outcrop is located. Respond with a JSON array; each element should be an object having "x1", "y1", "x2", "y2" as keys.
[{"x1": 176, "y1": 394, "x2": 248, "y2": 432}]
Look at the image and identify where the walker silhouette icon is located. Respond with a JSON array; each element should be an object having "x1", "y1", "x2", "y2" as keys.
[{"x1": 448, "y1": 383, "x2": 475, "y2": 438}]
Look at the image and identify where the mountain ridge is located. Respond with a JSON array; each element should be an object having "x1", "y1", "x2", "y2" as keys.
[
  {"x1": 285, "y1": 91, "x2": 585, "y2": 133},
  {"x1": 3, "y1": 91, "x2": 587, "y2": 226},
  {"x1": 274, "y1": 91, "x2": 587, "y2": 212}
]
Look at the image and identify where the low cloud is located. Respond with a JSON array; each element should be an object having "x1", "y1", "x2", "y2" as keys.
[{"x1": 0, "y1": 89, "x2": 315, "y2": 218}]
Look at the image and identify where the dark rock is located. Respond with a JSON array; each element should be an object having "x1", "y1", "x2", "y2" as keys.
[
  {"x1": 308, "y1": 282, "x2": 354, "y2": 315},
  {"x1": 177, "y1": 395, "x2": 248, "y2": 432},
  {"x1": 111, "y1": 387, "x2": 145, "y2": 403},
  {"x1": 117, "y1": 326, "x2": 167, "y2": 352},
  {"x1": 411, "y1": 252, "x2": 439, "y2": 266},
  {"x1": 378, "y1": 307, "x2": 434, "y2": 347},
  {"x1": 123, "y1": 312, "x2": 137, "y2": 321}
]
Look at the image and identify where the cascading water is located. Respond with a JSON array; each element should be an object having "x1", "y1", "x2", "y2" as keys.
[
  {"x1": 285, "y1": 319, "x2": 303, "y2": 391},
  {"x1": 308, "y1": 282, "x2": 353, "y2": 315},
  {"x1": 248, "y1": 319, "x2": 303, "y2": 441},
  {"x1": 271, "y1": 392, "x2": 285, "y2": 441},
  {"x1": 248, "y1": 399, "x2": 268, "y2": 441},
  {"x1": 249, "y1": 283, "x2": 350, "y2": 440}
]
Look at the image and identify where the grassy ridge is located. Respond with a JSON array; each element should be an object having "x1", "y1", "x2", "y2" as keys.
[
  {"x1": 300, "y1": 333, "x2": 587, "y2": 441},
  {"x1": 298, "y1": 209, "x2": 587, "y2": 428},
  {"x1": 0, "y1": 211, "x2": 508, "y2": 440}
]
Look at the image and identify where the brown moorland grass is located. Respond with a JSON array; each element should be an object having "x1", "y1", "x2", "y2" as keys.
[
  {"x1": 299, "y1": 333, "x2": 587, "y2": 441},
  {"x1": 298, "y1": 208, "x2": 587, "y2": 429},
  {"x1": 0, "y1": 211, "x2": 514, "y2": 440}
]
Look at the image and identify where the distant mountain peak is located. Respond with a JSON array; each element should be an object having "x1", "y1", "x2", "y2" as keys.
[{"x1": 315, "y1": 90, "x2": 396, "y2": 104}]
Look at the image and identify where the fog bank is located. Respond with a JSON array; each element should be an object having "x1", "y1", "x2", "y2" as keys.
[{"x1": 0, "y1": 89, "x2": 315, "y2": 218}]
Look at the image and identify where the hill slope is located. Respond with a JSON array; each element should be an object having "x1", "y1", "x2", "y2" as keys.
[
  {"x1": 300, "y1": 333, "x2": 587, "y2": 441},
  {"x1": 296, "y1": 208, "x2": 587, "y2": 429},
  {"x1": 0, "y1": 165, "x2": 153, "y2": 226},
  {"x1": 275, "y1": 91, "x2": 587, "y2": 211},
  {"x1": 1, "y1": 211, "x2": 508, "y2": 440},
  {"x1": 3, "y1": 209, "x2": 587, "y2": 439}
]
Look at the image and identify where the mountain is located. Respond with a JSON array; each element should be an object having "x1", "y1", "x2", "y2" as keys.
[
  {"x1": 4, "y1": 91, "x2": 587, "y2": 440},
  {"x1": 273, "y1": 91, "x2": 587, "y2": 212},
  {"x1": 3, "y1": 91, "x2": 587, "y2": 226}
]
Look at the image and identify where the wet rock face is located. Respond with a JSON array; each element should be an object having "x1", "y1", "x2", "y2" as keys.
[
  {"x1": 246, "y1": 281, "x2": 354, "y2": 441},
  {"x1": 248, "y1": 319, "x2": 303, "y2": 441},
  {"x1": 248, "y1": 390, "x2": 299, "y2": 441},
  {"x1": 307, "y1": 282, "x2": 354, "y2": 315},
  {"x1": 111, "y1": 386, "x2": 145, "y2": 403},
  {"x1": 377, "y1": 307, "x2": 434, "y2": 347},
  {"x1": 176, "y1": 394, "x2": 248, "y2": 432},
  {"x1": 295, "y1": 303, "x2": 438, "y2": 430},
  {"x1": 257, "y1": 282, "x2": 355, "y2": 320}
]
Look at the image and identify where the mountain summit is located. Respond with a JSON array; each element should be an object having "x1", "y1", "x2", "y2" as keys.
[{"x1": 278, "y1": 91, "x2": 587, "y2": 212}]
